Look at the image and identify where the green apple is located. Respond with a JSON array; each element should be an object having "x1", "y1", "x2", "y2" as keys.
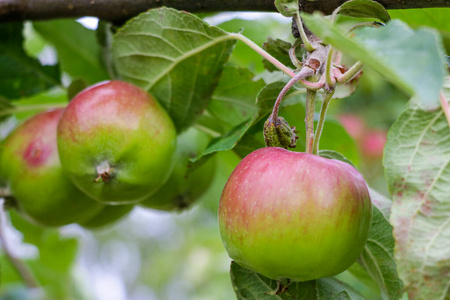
[
  {"x1": 0, "y1": 109, "x2": 103, "y2": 227},
  {"x1": 219, "y1": 147, "x2": 372, "y2": 281},
  {"x1": 140, "y1": 127, "x2": 215, "y2": 211},
  {"x1": 79, "y1": 204, "x2": 134, "y2": 229},
  {"x1": 57, "y1": 81, "x2": 177, "y2": 204}
]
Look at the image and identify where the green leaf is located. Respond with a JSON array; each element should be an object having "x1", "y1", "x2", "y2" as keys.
[
  {"x1": 0, "y1": 97, "x2": 14, "y2": 122},
  {"x1": 274, "y1": 0, "x2": 299, "y2": 17},
  {"x1": 337, "y1": 0, "x2": 390, "y2": 23},
  {"x1": 279, "y1": 103, "x2": 360, "y2": 167},
  {"x1": 8, "y1": 211, "x2": 78, "y2": 273},
  {"x1": 0, "y1": 89, "x2": 67, "y2": 122},
  {"x1": 67, "y1": 78, "x2": 88, "y2": 100},
  {"x1": 113, "y1": 7, "x2": 236, "y2": 132},
  {"x1": 38, "y1": 232, "x2": 78, "y2": 273},
  {"x1": 262, "y1": 38, "x2": 305, "y2": 72},
  {"x1": 194, "y1": 81, "x2": 306, "y2": 161},
  {"x1": 231, "y1": 261, "x2": 365, "y2": 299},
  {"x1": 0, "y1": 23, "x2": 60, "y2": 99},
  {"x1": 319, "y1": 149, "x2": 356, "y2": 168},
  {"x1": 207, "y1": 67, "x2": 265, "y2": 130},
  {"x1": 369, "y1": 188, "x2": 392, "y2": 219},
  {"x1": 389, "y1": 8, "x2": 450, "y2": 33},
  {"x1": 383, "y1": 100, "x2": 450, "y2": 299},
  {"x1": 302, "y1": 15, "x2": 446, "y2": 110},
  {"x1": 33, "y1": 19, "x2": 109, "y2": 84},
  {"x1": 359, "y1": 200, "x2": 404, "y2": 300}
]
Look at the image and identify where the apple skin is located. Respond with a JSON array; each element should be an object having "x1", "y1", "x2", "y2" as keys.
[
  {"x1": 218, "y1": 147, "x2": 372, "y2": 281},
  {"x1": 0, "y1": 109, "x2": 103, "y2": 227},
  {"x1": 79, "y1": 204, "x2": 134, "y2": 229},
  {"x1": 57, "y1": 81, "x2": 177, "y2": 204},
  {"x1": 140, "y1": 127, "x2": 216, "y2": 211}
]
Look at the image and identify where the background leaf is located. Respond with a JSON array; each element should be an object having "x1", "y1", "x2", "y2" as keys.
[
  {"x1": 359, "y1": 202, "x2": 404, "y2": 300},
  {"x1": 33, "y1": 19, "x2": 108, "y2": 84},
  {"x1": 302, "y1": 15, "x2": 446, "y2": 110},
  {"x1": 383, "y1": 100, "x2": 450, "y2": 299},
  {"x1": 207, "y1": 67, "x2": 265, "y2": 130},
  {"x1": 231, "y1": 261, "x2": 365, "y2": 299},
  {"x1": 319, "y1": 149, "x2": 356, "y2": 168},
  {"x1": 218, "y1": 18, "x2": 291, "y2": 75},
  {"x1": 274, "y1": 0, "x2": 298, "y2": 17},
  {"x1": 262, "y1": 38, "x2": 304, "y2": 73},
  {"x1": 389, "y1": 8, "x2": 450, "y2": 32},
  {"x1": 0, "y1": 23, "x2": 60, "y2": 100},
  {"x1": 113, "y1": 7, "x2": 236, "y2": 132},
  {"x1": 338, "y1": 0, "x2": 390, "y2": 23},
  {"x1": 194, "y1": 81, "x2": 306, "y2": 161}
]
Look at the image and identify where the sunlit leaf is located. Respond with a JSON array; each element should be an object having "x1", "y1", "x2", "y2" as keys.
[
  {"x1": 302, "y1": 16, "x2": 446, "y2": 110},
  {"x1": 208, "y1": 67, "x2": 265, "y2": 130},
  {"x1": 113, "y1": 7, "x2": 236, "y2": 131},
  {"x1": 337, "y1": 0, "x2": 390, "y2": 23},
  {"x1": 384, "y1": 100, "x2": 450, "y2": 299}
]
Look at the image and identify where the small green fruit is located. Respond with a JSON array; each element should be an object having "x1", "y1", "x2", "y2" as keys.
[
  {"x1": 140, "y1": 127, "x2": 215, "y2": 211},
  {"x1": 79, "y1": 204, "x2": 134, "y2": 229},
  {"x1": 0, "y1": 109, "x2": 102, "y2": 227},
  {"x1": 57, "y1": 81, "x2": 177, "y2": 204}
]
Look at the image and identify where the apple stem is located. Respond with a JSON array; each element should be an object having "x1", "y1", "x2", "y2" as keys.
[
  {"x1": 296, "y1": 13, "x2": 316, "y2": 52},
  {"x1": 305, "y1": 88, "x2": 317, "y2": 154},
  {"x1": 313, "y1": 89, "x2": 335, "y2": 155},
  {"x1": 325, "y1": 48, "x2": 336, "y2": 88},
  {"x1": 0, "y1": 200, "x2": 40, "y2": 289},
  {"x1": 271, "y1": 67, "x2": 315, "y2": 119},
  {"x1": 94, "y1": 161, "x2": 113, "y2": 183},
  {"x1": 228, "y1": 33, "x2": 296, "y2": 77},
  {"x1": 336, "y1": 61, "x2": 364, "y2": 84}
]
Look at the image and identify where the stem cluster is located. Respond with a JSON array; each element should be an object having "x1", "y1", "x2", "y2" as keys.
[{"x1": 263, "y1": 15, "x2": 364, "y2": 154}]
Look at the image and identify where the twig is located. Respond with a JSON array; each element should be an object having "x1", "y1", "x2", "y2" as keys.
[
  {"x1": 305, "y1": 88, "x2": 317, "y2": 154},
  {"x1": 229, "y1": 33, "x2": 295, "y2": 77},
  {"x1": 295, "y1": 13, "x2": 315, "y2": 52},
  {"x1": 0, "y1": 0, "x2": 448, "y2": 22},
  {"x1": 312, "y1": 89, "x2": 335, "y2": 155},
  {"x1": 271, "y1": 67, "x2": 315, "y2": 118},
  {"x1": 0, "y1": 200, "x2": 39, "y2": 289}
]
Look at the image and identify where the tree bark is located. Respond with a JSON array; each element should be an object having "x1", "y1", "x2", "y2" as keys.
[{"x1": 0, "y1": 0, "x2": 449, "y2": 22}]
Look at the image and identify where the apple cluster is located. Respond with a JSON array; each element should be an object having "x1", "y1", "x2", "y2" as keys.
[{"x1": 0, "y1": 81, "x2": 215, "y2": 228}]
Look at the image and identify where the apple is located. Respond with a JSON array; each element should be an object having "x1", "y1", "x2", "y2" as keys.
[
  {"x1": 140, "y1": 127, "x2": 216, "y2": 211},
  {"x1": 79, "y1": 204, "x2": 134, "y2": 229},
  {"x1": 218, "y1": 147, "x2": 372, "y2": 281},
  {"x1": 337, "y1": 113, "x2": 366, "y2": 142},
  {"x1": 0, "y1": 109, "x2": 103, "y2": 227},
  {"x1": 361, "y1": 129, "x2": 387, "y2": 158},
  {"x1": 57, "y1": 81, "x2": 177, "y2": 204}
]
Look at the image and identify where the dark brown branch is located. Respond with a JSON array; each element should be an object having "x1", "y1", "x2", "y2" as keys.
[{"x1": 0, "y1": 0, "x2": 449, "y2": 23}]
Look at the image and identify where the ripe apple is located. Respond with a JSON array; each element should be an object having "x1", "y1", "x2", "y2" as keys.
[
  {"x1": 57, "y1": 81, "x2": 177, "y2": 204},
  {"x1": 0, "y1": 109, "x2": 103, "y2": 227},
  {"x1": 79, "y1": 204, "x2": 134, "y2": 229},
  {"x1": 361, "y1": 129, "x2": 387, "y2": 158},
  {"x1": 140, "y1": 127, "x2": 216, "y2": 211},
  {"x1": 218, "y1": 147, "x2": 372, "y2": 281}
]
